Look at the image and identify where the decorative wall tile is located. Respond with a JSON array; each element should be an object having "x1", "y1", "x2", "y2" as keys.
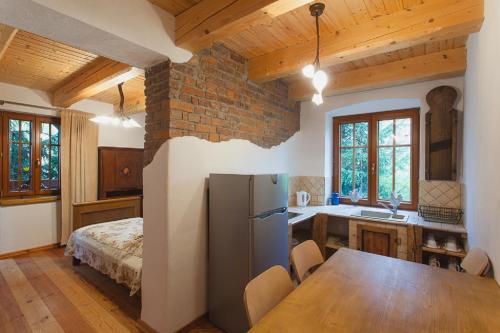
[
  {"x1": 288, "y1": 176, "x2": 326, "y2": 206},
  {"x1": 418, "y1": 180, "x2": 462, "y2": 208}
]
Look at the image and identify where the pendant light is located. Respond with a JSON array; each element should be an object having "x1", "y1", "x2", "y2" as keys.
[
  {"x1": 90, "y1": 83, "x2": 142, "y2": 128},
  {"x1": 302, "y1": 2, "x2": 327, "y2": 105}
]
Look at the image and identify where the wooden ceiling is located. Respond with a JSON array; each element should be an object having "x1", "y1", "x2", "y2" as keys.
[
  {"x1": 166, "y1": 0, "x2": 483, "y2": 100},
  {"x1": 0, "y1": 0, "x2": 483, "y2": 108},
  {"x1": 0, "y1": 27, "x2": 145, "y2": 112}
]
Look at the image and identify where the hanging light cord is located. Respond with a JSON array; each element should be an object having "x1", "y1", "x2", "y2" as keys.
[
  {"x1": 314, "y1": 14, "x2": 320, "y2": 69},
  {"x1": 118, "y1": 82, "x2": 125, "y2": 118}
]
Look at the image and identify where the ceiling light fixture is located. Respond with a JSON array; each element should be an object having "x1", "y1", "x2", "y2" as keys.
[
  {"x1": 90, "y1": 83, "x2": 141, "y2": 128},
  {"x1": 302, "y1": 2, "x2": 327, "y2": 106}
]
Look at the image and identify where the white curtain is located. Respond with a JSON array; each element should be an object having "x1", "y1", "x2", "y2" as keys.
[{"x1": 60, "y1": 110, "x2": 98, "y2": 244}]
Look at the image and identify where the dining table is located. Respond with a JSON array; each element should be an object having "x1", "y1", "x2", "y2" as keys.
[{"x1": 249, "y1": 248, "x2": 500, "y2": 333}]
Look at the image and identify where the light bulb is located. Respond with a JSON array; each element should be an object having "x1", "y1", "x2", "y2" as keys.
[
  {"x1": 302, "y1": 64, "x2": 315, "y2": 78},
  {"x1": 312, "y1": 70, "x2": 328, "y2": 92},
  {"x1": 312, "y1": 93, "x2": 323, "y2": 105}
]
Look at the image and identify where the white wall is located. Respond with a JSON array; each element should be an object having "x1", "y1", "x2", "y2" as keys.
[
  {"x1": 0, "y1": 82, "x2": 145, "y2": 255},
  {"x1": 296, "y1": 77, "x2": 465, "y2": 181},
  {"x1": 141, "y1": 134, "x2": 300, "y2": 332},
  {"x1": 463, "y1": 0, "x2": 500, "y2": 283}
]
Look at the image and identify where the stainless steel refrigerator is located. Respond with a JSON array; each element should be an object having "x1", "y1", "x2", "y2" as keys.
[{"x1": 208, "y1": 174, "x2": 289, "y2": 333}]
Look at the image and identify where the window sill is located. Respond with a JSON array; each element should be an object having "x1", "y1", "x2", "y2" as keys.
[{"x1": 0, "y1": 195, "x2": 60, "y2": 207}]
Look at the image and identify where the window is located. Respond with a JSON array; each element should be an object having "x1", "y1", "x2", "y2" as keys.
[
  {"x1": 1, "y1": 112, "x2": 61, "y2": 198},
  {"x1": 333, "y1": 109, "x2": 419, "y2": 210}
]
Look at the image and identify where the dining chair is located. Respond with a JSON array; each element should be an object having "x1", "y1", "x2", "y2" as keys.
[
  {"x1": 291, "y1": 240, "x2": 324, "y2": 283},
  {"x1": 461, "y1": 247, "x2": 490, "y2": 276},
  {"x1": 243, "y1": 265, "x2": 294, "y2": 328}
]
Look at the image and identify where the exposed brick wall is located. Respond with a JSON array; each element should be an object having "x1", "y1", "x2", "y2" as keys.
[
  {"x1": 144, "y1": 44, "x2": 300, "y2": 166},
  {"x1": 144, "y1": 61, "x2": 171, "y2": 166}
]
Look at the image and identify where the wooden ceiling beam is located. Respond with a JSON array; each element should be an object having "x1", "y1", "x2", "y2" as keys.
[
  {"x1": 249, "y1": 0, "x2": 483, "y2": 82},
  {"x1": 52, "y1": 57, "x2": 142, "y2": 108},
  {"x1": 0, "y1": 24, "x2": 18, "y2": 62},
  {"x1": 288, "y1": 48, "x2": 467, "y2": 101},
  {"x1": 176, "y1": 0, "x2": 311, "y2": 51}
]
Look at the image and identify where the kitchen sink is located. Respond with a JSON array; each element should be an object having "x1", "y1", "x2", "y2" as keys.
[
  {"x1": 288, "y1": 212, "x2": 302, "y2": 219},
  {"x1": 352, "y1": 210, "x2": 408, "y2": 222}
]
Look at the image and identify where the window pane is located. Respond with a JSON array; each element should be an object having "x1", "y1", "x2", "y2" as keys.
[
  {"x1": 340, "y1": 123, "x2": 353, "y2": 147},
  {"x1": 354, "y1": 122, "x2": 368, "y2": 146},
  {"x1": 340, "y1": 148, "x2": 353, "y2": 196},
  {"x1": 21, "y1": 121, "x2": 31, "y2": 143},
  {"x1": 21, "y1": 144, "x2": 31, "y2": 182},
  {"x1": 378, "y1": 120, "x2": 394, "y2": 146},
  {"x1": 50, "y1": 146, "x2": 59, "y2": 181},
  {"x1": 9, "y1": 119, "x2": 19, "y2": 142},
  {"x1": 41, "y1": 145, "x2": 50, "y2": 180},
  {"x1": 395, "y1": 146, "x2": 411, "y2": 201},
  {"x1": 9, "y1": 143, "x2": 19, "y2": 180},
  {"x1": 50, "y1": 123, "x2": 60, "y2": 144},
  {"x1": 354, "y1": 148, "x2": 368, "y2": 198},
  {"x1": 395, "y1": 118, "x2": 411, "y2": 145},
  {"x1": 41, "y1": 123, "x2": 50, "y2": 144},
  {"x1": 378, "y1": 147, "x2": 393, "y2": 200}
]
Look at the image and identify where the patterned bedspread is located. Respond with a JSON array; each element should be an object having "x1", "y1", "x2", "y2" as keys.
[
  {"x1": 65, "y1": 217, "x2": 143, "y2": 295},
  {"x1": 81, "y1": 218, "x2": 143, "y2": 258}
]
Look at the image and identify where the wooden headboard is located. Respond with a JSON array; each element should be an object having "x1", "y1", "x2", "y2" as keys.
[{"x1": 72, "y1": 196, "x2": 142, "y2": 231}]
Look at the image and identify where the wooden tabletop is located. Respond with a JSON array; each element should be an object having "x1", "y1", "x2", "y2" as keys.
[{"x1": 250, "y1": 248, "x2": 500, "y2": 333}]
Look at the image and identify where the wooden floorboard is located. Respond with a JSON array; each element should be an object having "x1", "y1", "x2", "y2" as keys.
[
  {"x1": 0, "y1": 247, "x2": 222, "y2": 333},
  {"x1": 15, "y1": 255, "x2": 96, "y2": 333},
  {"x1": 0, "y1": 266, "x2": 31, "y2": 333}
]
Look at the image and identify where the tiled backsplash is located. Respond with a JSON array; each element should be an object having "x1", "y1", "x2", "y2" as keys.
[
  {"x1": 418, "y1": 180, "x2": 462, "y2": 209},
  {"x1": 289, "y1": 176, "x2": 326, "y2": 206}
]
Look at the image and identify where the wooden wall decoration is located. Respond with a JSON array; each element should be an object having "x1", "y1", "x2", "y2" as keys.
[
  {"x1": 425, "y1": 86, "x2": 459, "y2": 181},
  {"x1": 98, "y1": 147, "x2": 143, "y2": 199}
]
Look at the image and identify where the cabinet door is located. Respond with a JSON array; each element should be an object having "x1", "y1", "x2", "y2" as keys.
[{"x1": 357, "y1": 224, "x2": 398, "y2": 258}]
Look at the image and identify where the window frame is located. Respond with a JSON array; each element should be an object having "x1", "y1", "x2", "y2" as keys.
[
  {"x1": 333, "y1": 108, "x2": 420, "y2": 211},
  {"x1": 0, "y1": 111, "x2": 61, "y2": 198}
]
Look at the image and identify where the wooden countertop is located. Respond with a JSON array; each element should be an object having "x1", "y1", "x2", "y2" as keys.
[{"x1": 250, "y1": 248, "x2": 500, "y2": 333}]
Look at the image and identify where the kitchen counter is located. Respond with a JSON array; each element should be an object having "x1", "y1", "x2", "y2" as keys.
[{"x1": 288, "y1": 204, "x2": 466, "y2": 233}]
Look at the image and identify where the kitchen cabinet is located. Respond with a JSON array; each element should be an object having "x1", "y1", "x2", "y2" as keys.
[
  {"x1": 349, "y1": 220, "x2": 407, "y2": 259},
  {"x1": 356, "y1": 224, "x2": 398, "y2": 258}
]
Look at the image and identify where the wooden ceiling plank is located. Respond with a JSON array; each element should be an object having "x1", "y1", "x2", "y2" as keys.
[
  {"x1": 363, "y1": 0, "x2": 390, "y2": 18},
  {"x1": 344, "y1": 0, "x2": 372, "y2": 24},
  {"x1": 248, "y1": 0, "x2": 483, "y2": 82},
  {"x1": 382, "y1": 0, "x2": 404, "y2": 12},
  {"x1": 175, "y1": 0, "x2": 311, "y2": 51},
  {"x1": 289, "y1": 47, "x2": 466, "y2": 100},
  {"x1": 0, "y1": 24, "x2": 18, "y2": 62},
  {"x1": 52, "y1": 57, "x2": 142, "y2": 108}
]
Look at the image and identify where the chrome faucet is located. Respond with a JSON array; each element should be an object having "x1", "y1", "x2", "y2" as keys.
[
  {"x1": 379, "y1": 202, "x2": 398, "y2": 215},
  {"x1": 379, "y1": 192, "x2": 403, "y2": 215}
]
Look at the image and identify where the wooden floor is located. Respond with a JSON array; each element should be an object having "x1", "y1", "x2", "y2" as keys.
[{"x1": 0, "y1": 247, "x2": 221, "y2": 333}]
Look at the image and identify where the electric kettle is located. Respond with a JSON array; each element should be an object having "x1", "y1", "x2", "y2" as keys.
[{"x1": 296, "y1": 191, "x2": 311, "y2": 207}]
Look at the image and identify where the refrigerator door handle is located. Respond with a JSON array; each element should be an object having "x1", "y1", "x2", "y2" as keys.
[{"x1": 252, "y1": 207, "x2": 287, "y2": 220}]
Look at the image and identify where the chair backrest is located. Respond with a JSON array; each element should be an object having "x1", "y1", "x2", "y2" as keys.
[
  {"x1": 461, "y1": 247, "x2": 490, "y2": 276},
  {"x1": 244, "y1": 265, "x2": 294, "y2": 328},
  {"x1": 291, "y1": 240, "x2": 324, "y2": 283}
]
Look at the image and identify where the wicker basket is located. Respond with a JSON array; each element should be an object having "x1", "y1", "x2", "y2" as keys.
[{"x1": 418, "y1": 205, "x2": 463, "y2": 225}]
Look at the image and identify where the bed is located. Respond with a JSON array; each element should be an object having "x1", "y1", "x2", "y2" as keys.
[{"x1": 64, "y1": 196, "x2": 143, "y2": 295}]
